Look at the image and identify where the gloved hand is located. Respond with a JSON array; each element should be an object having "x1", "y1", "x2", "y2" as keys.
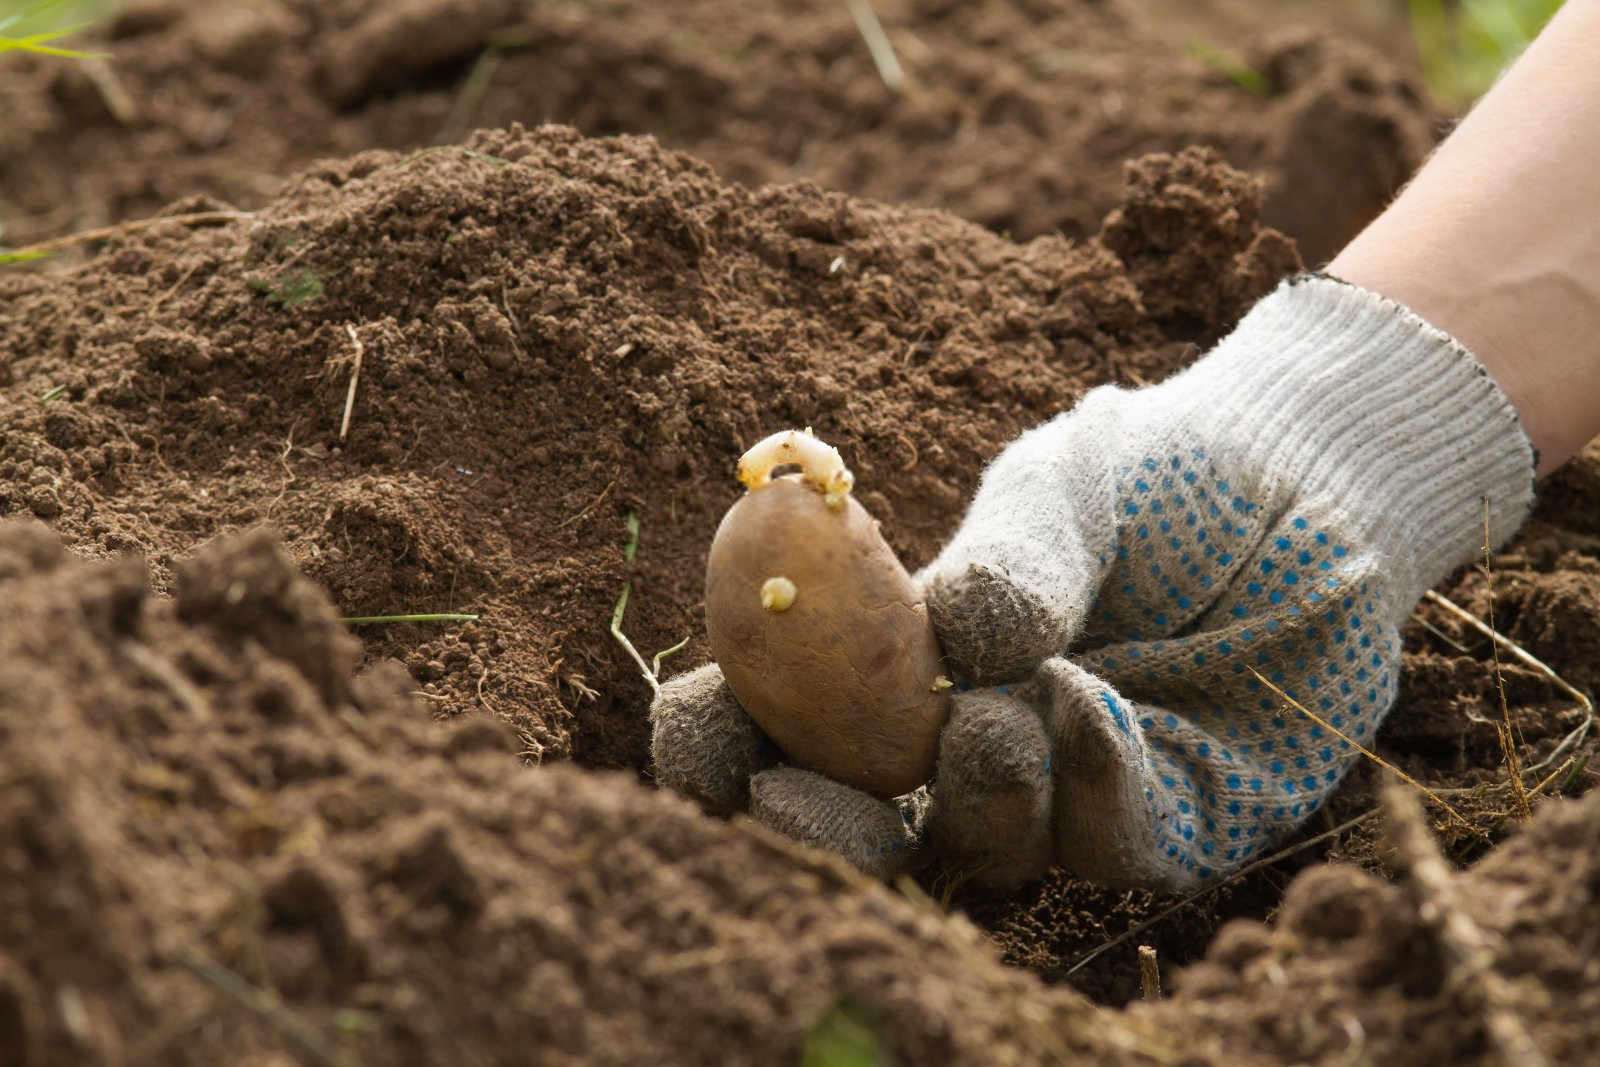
[{"x1": 651, "y1": 275, "x2": 1535, "y2": 891}]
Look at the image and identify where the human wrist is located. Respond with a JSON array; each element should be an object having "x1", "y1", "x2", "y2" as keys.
[{"x1": 1322, "y1": 0, "x2": 1600, "y2": 475}]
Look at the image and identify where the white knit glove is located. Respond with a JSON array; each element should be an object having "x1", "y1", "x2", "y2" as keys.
[{"x1": 652, "y1": 276, "x2": 1535, "y2": 891}]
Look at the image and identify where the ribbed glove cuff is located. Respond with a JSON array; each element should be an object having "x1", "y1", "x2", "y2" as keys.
[{"x1": 1145, "y1": 274, "x2": 1535, "y2": 606}]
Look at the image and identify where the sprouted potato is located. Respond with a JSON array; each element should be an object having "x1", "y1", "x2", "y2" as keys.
[{"x1": 705, "y1": 429, "x2": 950, "y2": 798}]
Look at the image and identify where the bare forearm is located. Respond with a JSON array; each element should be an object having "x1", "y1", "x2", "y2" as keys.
[{"x1": 1329, "y1": 0, "x2": 1600, "y2": 476}]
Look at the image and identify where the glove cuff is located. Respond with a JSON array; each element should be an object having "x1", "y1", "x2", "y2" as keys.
[{"x1": 1155, "y1": 274, "x2": 1535, "y2": 605}]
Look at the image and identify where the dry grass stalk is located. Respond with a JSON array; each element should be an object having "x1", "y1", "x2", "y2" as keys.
[
  {"x1": 1138, "y1": 945, "x2": 1161, "y2": 1000},
  {"x1": 556, "y1": 476, "x2": 618, "y2": 530},
  {"x1": 846, "y1": 0, "x2": 904, "y2": 91},
  {"x1": 1423, "y1": 589, "x2": 1595, "y2": 783},
  {"x1": 338, "y1": 324, "x2": 364, "y2": 441},
  {"x1": 177, "y1": 950, "x2": 351, "y2": 1067},
  {"x1": 1477, "y1": 499, "x2": 1531, "y2": 819},
  {"x1": 81, "y1": 55, "x2": 137, "y2": 123},
  {"x1": 2, "y1": 210, "x2": 254, "y2": 259},
  {"x1": 434, "y1": 46, "x2": 504, "y2": 145},
  {"x1": 1410, "y1": 611, "x2": 1470, "y2": 653},
  {"x1": 1248, "y1": 667, "x2": 1483, "y2": 840},
  {"x1": 1064, "y1": 807, "x2": 1377, "y2": 977}
]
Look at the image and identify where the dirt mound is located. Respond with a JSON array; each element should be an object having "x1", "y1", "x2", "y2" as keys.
[
  {"x1": 3, "y1": 0, "x2": 1432, "y2": 262},
  {"x1": 1155, "y1": 785, "x2": 1600, "y2": 1065},
  {"x1": 0, "y1": 521, "x2": 1141, "y2": 1066},
  {"x1": 2, "y1": 521, "x2": 1597, "y2": 1065},
  {"x1": 0, "y1": 126, "x2": 1298, "y2": 779}
]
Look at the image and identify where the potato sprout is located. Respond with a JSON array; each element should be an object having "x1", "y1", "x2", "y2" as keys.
[
  {"x1": 736, "y1": 428, "x2": 856, "y2": 509},
  {"x1": 760, "y1": 576, "x2": 798, "y2": 611}
]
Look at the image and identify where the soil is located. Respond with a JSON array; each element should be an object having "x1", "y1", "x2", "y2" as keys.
[
  {"x1": 2, "y1": 2, "x2": 1599, "y2": 1065},
  {"x1": 3, "y1": 0, "x2": 1432, "y2": 264},
  {"x1": 2, "y1": 127, "x2": 1306, "y2": 774},
  {"x1": 0, "y1": 523, "x2": 1138, "y2": 1066},
  {"x1": 6, "y1": 519, "x2": 1598, "y2": 1067}
]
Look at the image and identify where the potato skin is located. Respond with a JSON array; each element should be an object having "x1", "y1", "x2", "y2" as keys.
[{"x1": 705, "y1": 475, "x2": 948, "y2": 798}]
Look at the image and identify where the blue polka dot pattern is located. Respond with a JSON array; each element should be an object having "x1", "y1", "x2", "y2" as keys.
[{"x1": 1073, "y1": 451, "x2": 1398, "y2": 883}]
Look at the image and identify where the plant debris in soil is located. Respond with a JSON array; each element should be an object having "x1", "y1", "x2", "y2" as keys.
[
  {"x1": 1, "y1": 119, "x2": 1598, "y2": 1065},
  {"x1": 2, "y1": 0, "x2": 1433, "y2": 263}
]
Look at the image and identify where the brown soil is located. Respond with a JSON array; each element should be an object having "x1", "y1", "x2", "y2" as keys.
[
  {"x1": 6, "y1": 515, "x2": 1598, "y2": 1067},
  {"x1": 1156, "y1": 783, "x2": 1600, "y2": 1065},
  {"x1": 2, "y1": 127, "x2": 1303, "y2": 773},
  {"x1": 2, "y1": 4, "x2": 1597, "y2": 1065},
  {"x1": 3, "y1": 0, "x2": 1431, "y2": 264},
  {"x1": 0, "y1": 522, "x2": 1144, "y2": 1066}
]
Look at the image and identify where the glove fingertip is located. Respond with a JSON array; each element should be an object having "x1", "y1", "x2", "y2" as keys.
[
  {"x1": 923, "y1": 562, "x2": 1072, "y2": 684},
  {"x1": 652, "y1": 662, "x2": 777, "y2": 814},
  {"x1": 750, "y1": 768, "x2": 916, "y2": 880},
  {"x1": 928, "y1": 691, "x2": 1055, "y2": 888}
]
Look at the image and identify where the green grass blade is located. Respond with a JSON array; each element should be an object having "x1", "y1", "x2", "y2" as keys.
[
  {"x1": 340, "y1": 613, "x2": 480, "y2": 626},
  {"x1": 0, "y1": 27, "x2": 107, "y2": 57},
  {"x1": 622, "y1": 510, "x2": 641, "y2": 562},
  {"x1": 5, "y1": 0, "x2": 78, "y2": 21},
  {"x1": 0, "y1": 0, "x2": 105, "y2": 35},
  {"x1": 1186, "y1": 40, "x2": 1273, "y2": 97},
  {"x1": 801, "y1": 1001, "x2": 886, "y2": 1067}
]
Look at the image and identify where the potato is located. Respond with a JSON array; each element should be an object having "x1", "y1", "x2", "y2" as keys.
[{"x1": 705, "y1": 430, "x2": 949, "y2": 798}]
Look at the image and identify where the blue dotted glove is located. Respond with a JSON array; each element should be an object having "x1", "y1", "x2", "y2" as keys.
[
  {"x1": 653, "y1": 276, "x2": 1534, "y2": 891},
  {"x1": 917, "y1": 275, "x2": 1534, "y2": 889}
]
